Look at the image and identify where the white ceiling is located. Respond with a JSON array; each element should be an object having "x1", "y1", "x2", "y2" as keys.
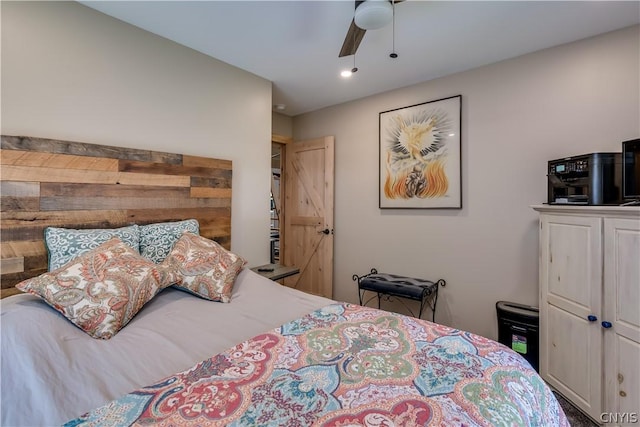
[{"x1": 80, "y1": 1, "x2": 639, "y2": 116}]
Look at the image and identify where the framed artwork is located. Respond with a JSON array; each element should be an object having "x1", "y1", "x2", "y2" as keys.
[{"x1": 379, "y1": 95, "x2": 462, "y2": 209}]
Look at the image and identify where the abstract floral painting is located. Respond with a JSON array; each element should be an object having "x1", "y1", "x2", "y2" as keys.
[{"x1": 379, "y1": 95, "x2": 461, "y2": 208}]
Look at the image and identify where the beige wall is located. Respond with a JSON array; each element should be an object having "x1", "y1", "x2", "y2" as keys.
[
  {"x1": 3, "y1": 1, "x2": 637, "y2": 339},
  {"x1": 293, "y1": 25, "x2": 640, "y2": 339},
  {"x1": 1, "y1": 1, "x2": 273, "y2": 266},
  {"x1": 272, "y1": 112, "x2": 293, "y2": 139}
]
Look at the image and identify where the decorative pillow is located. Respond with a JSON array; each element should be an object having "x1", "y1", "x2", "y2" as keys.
[
  {"x1": 45, "y1": 225, "x2": 140, "y2": 271},
  {"x1": 139, "y1": 219, "x2": 199, "y2": 264},
  {"x1": 163, "y1": 232, "x2": 246, "y2": 303},
  {"x1": 16, "y1": 238, "x2": 176, "y2": 339}
]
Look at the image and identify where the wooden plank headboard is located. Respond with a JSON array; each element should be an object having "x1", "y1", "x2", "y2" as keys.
[{"x1": 0, "y1": 135, "x2": 232, "y2": 298}]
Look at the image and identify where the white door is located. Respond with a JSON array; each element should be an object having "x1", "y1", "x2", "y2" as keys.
[{"x1": 540, "y1": 214, "x2": 603, "y2": 420}]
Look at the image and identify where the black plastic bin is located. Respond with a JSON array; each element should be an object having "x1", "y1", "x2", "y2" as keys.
[{"x1": 496, "y1": 301, "x2": 539, "y2": 372}]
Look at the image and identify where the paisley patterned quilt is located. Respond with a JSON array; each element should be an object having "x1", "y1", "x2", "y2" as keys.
[{"x1": 65, "y1": 303, "x2": 568, "y2": 426}]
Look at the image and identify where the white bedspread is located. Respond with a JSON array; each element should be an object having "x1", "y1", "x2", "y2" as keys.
[{"x1": 0, "y1": 269, "x2": 333, "y2": 426}]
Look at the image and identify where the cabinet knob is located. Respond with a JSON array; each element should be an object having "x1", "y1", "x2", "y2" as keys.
[
  {"x1": 587, "y1": 315, "x2": 598, "y2": 322},
  {"x1": 601, "y1": 321, "x2": 613, "y2": 329}
]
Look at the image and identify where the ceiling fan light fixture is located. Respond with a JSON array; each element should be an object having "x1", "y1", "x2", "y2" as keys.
[{"x1": 354, "y1": 0, "x2": 393, "y2": 30}]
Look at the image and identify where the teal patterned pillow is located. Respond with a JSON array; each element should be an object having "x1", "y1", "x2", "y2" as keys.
[
  {"x1": 139, "y1": 219, "x2": 199, "y2": 264},
  {"x1": 44, "y1": 225, "x2": 140, "y2": 271}
]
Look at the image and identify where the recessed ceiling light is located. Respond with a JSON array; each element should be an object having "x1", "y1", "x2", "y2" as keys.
[
  {"x1": 273, "y1": 104, "x2": 287, "y2": 111},
  {"x1": 341, "y1": 66, "x2": 359, "y2": 78}
]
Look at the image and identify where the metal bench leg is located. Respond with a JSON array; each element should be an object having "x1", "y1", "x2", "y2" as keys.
[
  {"x1": 431, "y1": 290, "x2": 438, "y2": 322},
  {"x1": 418, "y1": 297, "x2": 426, "y2": 320}
]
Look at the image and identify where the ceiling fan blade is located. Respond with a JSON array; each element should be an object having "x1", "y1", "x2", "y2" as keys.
[{"x1": 339, "y1": 19, "x2": 366, "y2": 58}]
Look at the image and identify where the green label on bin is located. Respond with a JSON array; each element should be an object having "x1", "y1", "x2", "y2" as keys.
[{"x1": 512, "y1": 334, "x2": 527, "y2": 354}]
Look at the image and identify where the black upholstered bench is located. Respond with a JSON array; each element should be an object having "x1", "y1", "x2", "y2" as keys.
[{"x1": 352, "y1": 268, "x2": 446, "y2": 322}]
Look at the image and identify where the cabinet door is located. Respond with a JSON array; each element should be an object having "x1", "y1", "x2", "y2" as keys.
[
  {"x1": 604, "y1": 217, "x2": 640, "y2": 421},
  {"x1": 540, "y1": 214, "x2": 603, "y2": 420}
]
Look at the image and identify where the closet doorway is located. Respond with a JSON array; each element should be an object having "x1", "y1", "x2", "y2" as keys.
[
  {"x1": 270, "y1": 135, "x2": 290, "y2": 264},
  {"x1": 270, "y1": 134, "x2": 335, "y2": 299}
]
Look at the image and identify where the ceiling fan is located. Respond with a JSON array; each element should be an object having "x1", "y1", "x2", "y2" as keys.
[{"x1": 339, "y1": 0, "x2": 404, "y2": 58}]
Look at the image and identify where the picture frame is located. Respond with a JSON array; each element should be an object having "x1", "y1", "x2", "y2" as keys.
[{"x1": 379, "y1": 95, "x2": 462, "y2": 209}]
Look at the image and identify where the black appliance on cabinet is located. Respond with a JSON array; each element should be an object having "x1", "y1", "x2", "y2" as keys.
[{"x1": 547, "y1": 153, "x2": 621, "y2": 205}]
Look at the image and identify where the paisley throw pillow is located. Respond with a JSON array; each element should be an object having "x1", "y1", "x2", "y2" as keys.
[
  {"x1": 163, "y1": 232, "x2": 246, "y2": 303},
  {"x1": 17, "y1": 238, "x2": 176, "y2": 339}
]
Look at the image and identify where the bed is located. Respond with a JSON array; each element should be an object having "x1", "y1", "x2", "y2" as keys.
[
  {"x1": 1, "y1": 269, "x2": 334, "y2": 425},
  {"x1": 0, "y1": 136, "x2": 568, "y2": 426}
]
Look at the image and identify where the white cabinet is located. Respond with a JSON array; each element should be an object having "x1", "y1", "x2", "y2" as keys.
[
  {"x1": 534, "y1": 205, "x2": 640, "y2": 423},
  {"x1": 539, "y1": 212, "x2": 603, "y2": 419}
]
